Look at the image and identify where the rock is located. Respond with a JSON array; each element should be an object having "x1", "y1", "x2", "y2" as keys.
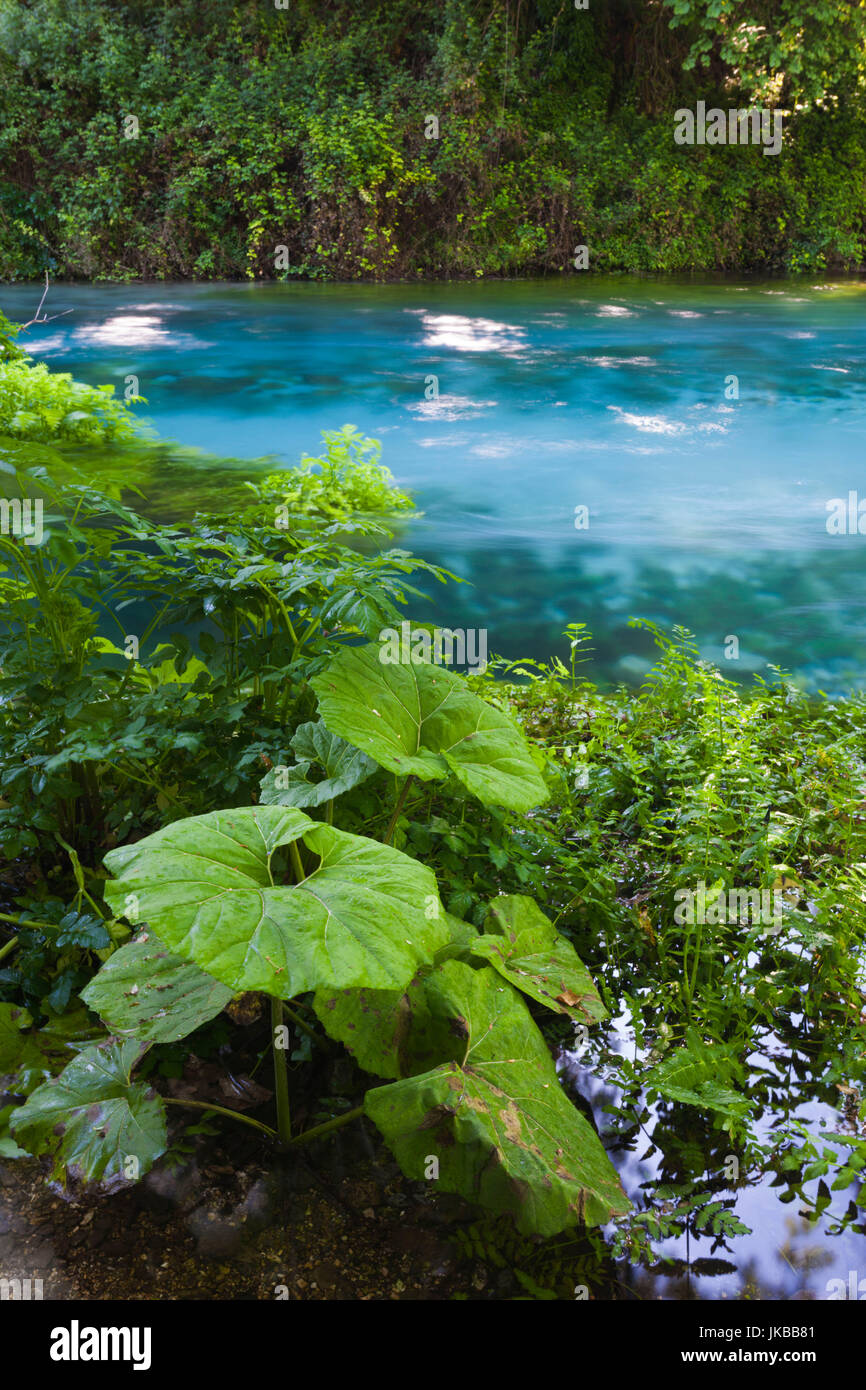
[
  {"x1": 277, "y1": 1161, "x2": 315, "y2": 1194},
  {"x1": 187, "y1": 1206, "x2": 243, "y2": 1259},
  {"x1": 342, "y1": 1179, "x2": 382, "y2": 1209},
  {"x1": 236, "y1": 1178, "x2": 272, "y2": 1231},
  {"x1": 140, "y1": 1162, "x2": 200, "y2": 1214},
  {"x1": 327, "y1": 1059, "x2": 357, "y2": 1096},
  {"x1": 423, "y1": 1194, "x2": 476, "y2": 1224}
]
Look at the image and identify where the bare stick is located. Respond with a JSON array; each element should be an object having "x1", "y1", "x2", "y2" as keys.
[{"x1": 18, "y1": 270, "x2": 73, "y2": 332}]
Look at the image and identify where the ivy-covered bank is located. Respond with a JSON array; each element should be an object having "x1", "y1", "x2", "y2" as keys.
[
  {"x1": 1, "y1": 0, "x2": 865, "y2": 281},
  {"x1": 1, "y1": 319, "x2": 865, "y2": 1285}
]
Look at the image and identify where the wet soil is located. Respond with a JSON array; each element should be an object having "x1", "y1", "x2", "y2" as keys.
[{"x1": 0, "y1": 1120, "x2": 509, "y2": 1301}]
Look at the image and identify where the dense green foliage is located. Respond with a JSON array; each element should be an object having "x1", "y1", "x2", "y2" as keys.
[
  {"x1": 0, "y1": 356, "x2": 141, "y2": 443},
  {"x1": 1, "y1": 0, "x2": 865, "y2": 280},
  {"x1": 664, "y1": 0, "x2": 866, "y2": 107}
]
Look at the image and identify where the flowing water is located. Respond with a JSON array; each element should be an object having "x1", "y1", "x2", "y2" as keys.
[{"x1": 7, "y1": 274, "x2": 866, "y2": 690}]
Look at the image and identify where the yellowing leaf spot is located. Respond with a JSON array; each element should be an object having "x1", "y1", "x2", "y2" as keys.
[
  {"x1": 501, "y1": 1102, "x2": 523, "y2": 1142},
  {"x1": 637, "y1": 906, "x2": 656, "y2": 945},
  {"x1": 556, "y1": 989, "x2": 580, "y2": 1007}
]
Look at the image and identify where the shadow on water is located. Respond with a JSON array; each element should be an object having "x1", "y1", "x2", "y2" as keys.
[
  {"x1": 411, "y1": 537, "x2": 866, "y2": 692},
  {"x1": 33, "y1": 438, "x2": 264, "y2": 522},
  {"x1": 12, "y1": 433, "x2": 866, "y2": 693}
]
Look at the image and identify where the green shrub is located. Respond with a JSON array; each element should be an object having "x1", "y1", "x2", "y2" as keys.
[
  {"x1": 259, "y1": 424, "x2": 414, "y2": 521},
  {"x1": 0, "y1": 357, "x2": 141, "y2": 443}
]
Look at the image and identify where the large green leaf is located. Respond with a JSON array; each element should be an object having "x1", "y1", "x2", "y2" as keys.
[
  {"x1": 103, "y1": 806, "x2": 447, "y2": 999},
  {"x1": 470, "y1": 895, "x2": 608, "y2": 1023},
  {"x1": 0, "y1": 1104, "x2": 27, "y2": 1158},
  {"x1": 0, "y1": 1002, "x2": 31, "y2": 1072},
  {"x1": 437, "y1": 912, "x2": 482, "y2": 951},
  {"x1": 259, "y1": 719, "x2": 377, "y2": 809},
  {"x1": 0, "y1": 1003, "x2": 100, "y2": 1095},
  {"x1": 311, "y1": 645, "x2": 549, "y2": 812},
  {"x1": 10, "y1": 1039, "x2": 167, "y2": 1184},
  {"x1": 364, "y1": 960, "x2": 630, "y2": 1235},
  {"x1": 82, "y1": 936, "x2": 233, "y2": 1043},
  {"x1": 313, "y1": 913, "x2": 480, "y2": 1078},
  {"x1": 313, "y1": 971, "x2": 468, "y2": 1081}
]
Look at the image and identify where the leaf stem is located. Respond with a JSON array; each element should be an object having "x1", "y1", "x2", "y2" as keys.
[
  {"x1": 289, "y1": 839, "x2": 306, "y2": 883},
  {"x1": 162, "y1": 1097, "x2": 277, "y2": 1138},
  {"x1": 280, "y1": 1000, "x2": 333, "y2": 1049},
  {"x1": 0, "y1": 936, "x2": 20, "y2": 964},
  {"x1": 271, "y1": 997, "x2": 292, "y2": 1145},
  {"x1": 286, "y1": 1105, "x2": 364, "y2": 1147},
  {"x1": 0, "y1": 910, "x2": 61, "y2": 933},
  {"x1": 384, "y1": 775, "x2": 415, "y2": 845}
]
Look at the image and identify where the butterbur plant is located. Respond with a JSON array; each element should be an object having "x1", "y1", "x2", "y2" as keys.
[{"x1": 7, "y1": 646, "x2": 630, "y2": 1237}]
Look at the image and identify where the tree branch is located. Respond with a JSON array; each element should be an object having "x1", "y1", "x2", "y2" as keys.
[{"x1": 18, "y1": 271, "x2": 73, "y2": 332}]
